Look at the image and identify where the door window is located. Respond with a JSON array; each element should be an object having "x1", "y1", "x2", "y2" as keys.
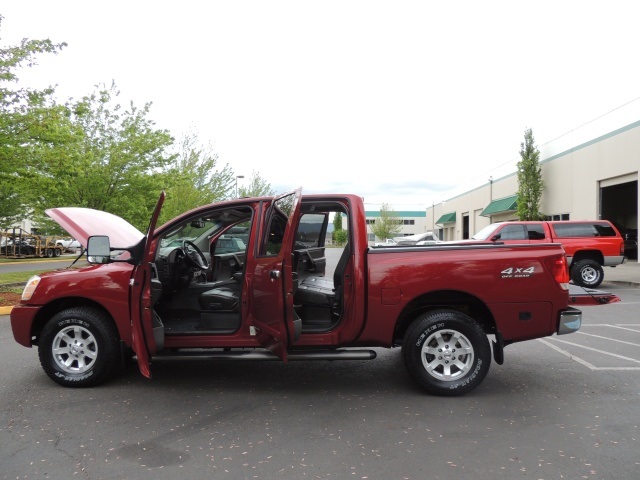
[{"x1": 496, "y1": 225, "x2": 526, "y2": 240}]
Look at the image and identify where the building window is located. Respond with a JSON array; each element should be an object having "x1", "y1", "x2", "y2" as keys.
[
  {"x1": 544, "y1": 213, "x2": 570, "y2": 221},
  {"x1": 402, "y1": 219, "x2": 415, "y2": 225},
  {"x1": 366, "y1": 219, "x2": 375, "y2": 225}
]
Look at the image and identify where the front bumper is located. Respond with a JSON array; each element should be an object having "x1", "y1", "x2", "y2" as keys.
[
  {"x1": 557, "y1": 307, "x2": 582, "y2": 335},
  {"x1": 10, "y1": 305, "x2": 39, "y2": 347}
]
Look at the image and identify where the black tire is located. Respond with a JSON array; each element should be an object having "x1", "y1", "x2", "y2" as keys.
[
  {"x1": 54, "y1": 248, "x2": 61, "y2": 257},
  {"x1": 38, "y1": 307, "x2": 120, "y2": 387},
  {"x1": 46, "y1": 248, "x2": 54, "y2": 258},
  {"x1": 402, "y1": 309, "x2": 491, "y2": 396},
  {"x1": 571, "y1": 259, "x2": 604, "y2": 288}
]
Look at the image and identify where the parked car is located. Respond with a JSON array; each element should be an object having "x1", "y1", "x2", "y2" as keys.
[
  {"x1": 373, "y1": 238, "x2": 398, "y2": 247},
  {"x1": 395, "y1": 232, "x2": 441, "y2": 245}
]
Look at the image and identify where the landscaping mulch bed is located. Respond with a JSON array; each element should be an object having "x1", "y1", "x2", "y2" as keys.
[{"x1": 0, "y1": 291, "x2": 21, "y2": 307}]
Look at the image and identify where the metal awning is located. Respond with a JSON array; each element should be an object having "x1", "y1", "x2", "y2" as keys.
[
  {"x1": 480, "y1": 195, "x2": 518, "y2": 217},
  {"x1": 435, "y1": 212, "x2": 456, "y2": 224}
]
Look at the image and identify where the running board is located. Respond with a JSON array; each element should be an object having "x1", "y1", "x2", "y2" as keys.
[{"x1": 153, "y1": 349, "x2": 377, "y2": 361}]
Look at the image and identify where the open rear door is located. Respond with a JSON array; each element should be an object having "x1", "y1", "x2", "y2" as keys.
[
  {"x1": 130, "y1": 192, "x2": 165, "y2": 378},
  {"x1": 250, "y1": 188, "x2": 302, "y2": 361}
]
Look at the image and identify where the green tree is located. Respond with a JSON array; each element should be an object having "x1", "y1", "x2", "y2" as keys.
[
  {"x1": 516, "y1": 128, "x2": 545, "y2": 220},
  {"x1": 332, "y1": 212, "x2": 345, "y2": 244},
  {"x1": 239, "y1": 171, "x2": 275, "y2": 197},
  {"x1": 369, "y1": 203, "x2": 402, "y2": 241},
  {"x1": 159, "y1": 131, "x2": 235, "y2": 223},
  {"x1": 0, "y1": 16, "x2": 69, "y2": 225},
  {"x1": 28, "y1": 82, "x2": 176, "y2": 230},
  {"x1": 333, "y1": 229, "x2": 348, "y2": 246}
]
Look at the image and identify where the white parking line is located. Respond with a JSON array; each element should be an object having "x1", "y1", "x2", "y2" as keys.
[
  {"x1": 548, "y1": 337, "x2": 640, "y2": 363},
  {"x1": 539, "y1": 338, "x2": 640, "y2": 371},
  {"x1": 576, "y1": 331, "x2": 640, "y2": 347},
  {"x1": 538, "y1": 338, "x2": 598, "y2": 370},
  {"x1": 603, "y1": 325, "x2": 640, "y2": 334}
]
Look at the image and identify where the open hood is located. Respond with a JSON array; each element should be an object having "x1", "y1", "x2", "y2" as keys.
[{"x1": 46, "y1": 207, "x2": 145, "y2": 249}]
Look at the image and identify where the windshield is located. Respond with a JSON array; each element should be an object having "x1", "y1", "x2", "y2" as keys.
[
  {"x1": 472, "y1": 223, "x2": 500, "y2": 240},
  {"x1": 160, "y1": 219, "x2": 224, "y2": 249}
]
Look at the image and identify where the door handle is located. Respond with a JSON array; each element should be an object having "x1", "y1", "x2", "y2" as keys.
[{"x1": 269, "y1": 269, "x2": 281, "y2": 279}]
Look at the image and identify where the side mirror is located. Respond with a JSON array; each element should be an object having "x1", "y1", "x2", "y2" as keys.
[
  {"x1": 491, "y1": 234, "x2": 501, "y2": 242},
  {"x1": 87, "y1": 236, "x2": 111, "y2": 264},
  {"x1": 190, "y1": 220, "x2": 205, "y2": 228}
]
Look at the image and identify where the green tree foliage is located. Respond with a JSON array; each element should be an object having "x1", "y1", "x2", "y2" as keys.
[
  {"x1": 333, "y1": 211, "x2": 343, "y2": 232},
  {"x1": 333, "y1": 229, "x2": 348, "y2": 246},
  {"x1": 0, "y1": 16, "x2": 69, "y2": 225},
  {"x1": 369, "y1": 203, "x2": 402, "y2": 241},
  {"x1": 332, "y1": 212, "x2": 347, "y2": 245},
  {"x1": 27, "y1": 82, "x2": 176, "y2": 230},
  {"x1": 159, "y1": 131, "x2": 235, "y2": 224},
  {"x1": 239, "y1": 171, "x2": 275, "y2": 198},
  {"x1": 0, "y1": 18, "x2": 238, "y2": 233},
  {"x1": 516, "y1": 128, "x2": 545, "y2": 220}
]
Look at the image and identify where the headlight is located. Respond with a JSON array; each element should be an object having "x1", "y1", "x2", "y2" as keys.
[{"x1": 22, "y1": 275, "x2": 41, "y2": 301}]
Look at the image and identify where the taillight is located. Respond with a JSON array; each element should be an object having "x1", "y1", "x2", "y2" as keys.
[
  {"x1": 546, "y1": 255, "x2": 569, "y2": 290},
  {"x1": 620, "y1": 242, "x2": 625, "y2": 256}
]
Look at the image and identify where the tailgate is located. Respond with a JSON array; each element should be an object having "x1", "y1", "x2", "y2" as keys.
[{"x1": 568, "y1": 284, "x2": 621, "y2": 305}]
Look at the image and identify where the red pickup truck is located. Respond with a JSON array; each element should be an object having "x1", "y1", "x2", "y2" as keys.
[
  {"x1": 471, "y1": 221, "x2": 626, "y2": 288},
  {"x1": 10, "y1": 191, "x2": 615, "y2": 396}
]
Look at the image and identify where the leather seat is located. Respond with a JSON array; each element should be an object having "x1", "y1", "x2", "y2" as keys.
[{"x1": 295, "y1": 245, "x2": 349, "y2": 322}]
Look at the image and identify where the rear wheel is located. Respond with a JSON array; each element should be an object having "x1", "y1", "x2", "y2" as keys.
[
  {"x1": 571, "y1": 259, "x2": 604, "y2": 288},
  {"x1": 46, "y1": 248, "x2": 54, "y2": 258},
  {"x1": 38, "y1": 307, "x2": 120, "y2": 387},
  {"x1": 403, "y1": 309, "x2": 491, "y2": 396}
]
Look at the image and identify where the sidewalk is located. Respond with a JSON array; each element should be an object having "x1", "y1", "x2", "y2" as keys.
[{"x1": 603, "y1": 259, "x2": 640, "y2": 286}]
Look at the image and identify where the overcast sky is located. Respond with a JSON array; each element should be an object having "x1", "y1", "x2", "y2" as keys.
[{"x1": 3, "y1": 1, "x2": 640, "y2": 210}]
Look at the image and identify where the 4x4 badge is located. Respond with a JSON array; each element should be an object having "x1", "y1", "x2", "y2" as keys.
[{"x1": 501, "y1": 266, "x2": 535, "y2": 278}]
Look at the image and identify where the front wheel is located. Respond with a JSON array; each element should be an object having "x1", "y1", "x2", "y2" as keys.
[
  {"x1": 571, "y1": 259, "x2": 604, "y2": 288},
  {"x1": 402, "y1": 309, "x2": 491, "y2": 396},
  {"x1": 38, "y1": 307, "x2": 120, "y2": 387}
]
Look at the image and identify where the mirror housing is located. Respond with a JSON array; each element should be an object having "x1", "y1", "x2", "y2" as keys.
[{"x1": 87, "y1": 236, "x2": 111, "y2": 264}]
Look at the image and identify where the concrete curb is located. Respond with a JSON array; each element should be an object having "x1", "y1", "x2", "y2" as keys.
[{"x1": 0, "y1": 306, "x2": 13, "y2": 315}]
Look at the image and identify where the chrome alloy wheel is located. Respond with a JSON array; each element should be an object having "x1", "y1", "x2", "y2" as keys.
[
  {"x1": 580, "y1": 265, "x2": 599, "y2": 283},
  {"x1": 420, "y1": 329, "x2": 474, "y2": 381},
  {"x1": 51, "y1": 325, "x2": 98, "y2": 374}
]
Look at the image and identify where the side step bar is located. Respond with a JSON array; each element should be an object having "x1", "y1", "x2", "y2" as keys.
[{"x1": 153, "y1": 349, "x2": 378, "y2": 361}]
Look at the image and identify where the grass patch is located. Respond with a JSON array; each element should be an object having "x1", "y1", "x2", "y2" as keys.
[
  {"x1": 0, "y1": 284, "x2": 23, "y2": 294},
  {"x1": 0, "y1": 269, "x2": 53, "y2": 286},
  {"x1": 0, "y1": 256, "x2": 72, "y2": 264}
]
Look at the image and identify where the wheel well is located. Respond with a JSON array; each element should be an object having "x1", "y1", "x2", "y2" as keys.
[
  {"x1": 571, "y1": 250, "x2": 604, "y2": 266},
  {"x1": 393, "y1": 290, "x2": 497, "y2": 345},
  {"x1": 30, "y1": 298, "x2": 117, "y2": 345}
]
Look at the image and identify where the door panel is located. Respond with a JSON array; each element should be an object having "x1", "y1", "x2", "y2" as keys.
[
  {"x1": 130, "y1": 192, "x2": 165, "y2": 378},
  {"x1": 250, "y1": 189, "x2": 302, "y2": 361}
]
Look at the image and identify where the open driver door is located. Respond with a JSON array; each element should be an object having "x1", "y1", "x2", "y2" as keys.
[{"x1": 130, "y1": 192, "x2": 165, "y2": 378}]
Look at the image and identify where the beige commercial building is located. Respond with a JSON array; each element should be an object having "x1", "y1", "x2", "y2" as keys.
[{"x1": 427, "y1": 120, "x2": 640, "y2": 245}]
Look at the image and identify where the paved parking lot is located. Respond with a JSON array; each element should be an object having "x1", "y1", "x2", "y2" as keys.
[
  {"x1": 542, "y1": 323, "x2": 640, "y2": 371},
  {"x1": 1, "y1": 262, "x2": 639, "y2": 479}
]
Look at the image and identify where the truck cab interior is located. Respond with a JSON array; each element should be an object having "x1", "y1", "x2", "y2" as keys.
[{"x1": 150, "y1": 199, "x2": 350, "y2": 338}]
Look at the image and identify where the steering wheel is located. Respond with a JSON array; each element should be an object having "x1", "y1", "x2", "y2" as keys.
[{"x1": 182, "y1": 240, "x2": 210, "y2": 271}]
